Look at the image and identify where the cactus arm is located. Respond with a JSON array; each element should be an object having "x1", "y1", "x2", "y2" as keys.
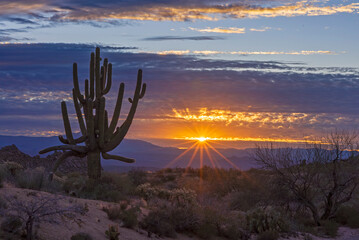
[
  {"x1": 100, "y1": 66, "x2": 104, "y2": 90},
  {"x1": 102, "y1": 58, "x2": 108, "y2": 89},
  {"x1": 85, "y1": 98, "x2": 96, "y2": 150},
  {"x1": 139, "y1": 83, "x2": 146, "y2": 99},
  {"x1": 102, "y1": 152, "x2": 135, "y2": 163},
  {"x1": 51, "y1": 150, "x2": 76, "y2": 173},
  {"x1": 98, "y1": 97, "x2": 106, "y2": 149},
  {"x1": 95, "y1": 47, "x2": 101, "y2": 100},
  {"x1": 72, "y1": 89, "x2": 87, "y2": 136},
  {"x1": 39, "y1": 145, "x2": 87, "y2": 154},
  {"x1": 61, "y1": 101, "x2": 74, "y2": 144},
  {"x1": 103, "y1": 63, "x2": 112, "y2": 94},
  {"x1": 49, "y1": 150, "x2": 86, "y2": 181},
  {"x1": 90, "y1": 52, "x2": 95, "y2": 99},
  {"x1": 104, "y1": 110, "x2": 109, "y2": 133},
  {"x1": 105, "y1": 83, "x2": 124, "y2": 138},
  {"x1": 103, "y1": 69, "x2": 145, "y2": 152},
  {"x1": 85, "y1": 79, "x2": 89, "y2": 99},
  {"x1": 58, "y1": 135, "x2": 86, "y2": 145},
  {"x1": 73, "y1": 63, "x2": 85, "y2": 104}
]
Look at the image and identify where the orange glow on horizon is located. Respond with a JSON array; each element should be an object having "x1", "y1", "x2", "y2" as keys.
[{"x1": 175, "y1": 136, "x2": 321, "y2": 144}]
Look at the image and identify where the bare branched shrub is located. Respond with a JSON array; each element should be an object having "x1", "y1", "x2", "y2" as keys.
[
  {"x1": 1, "y1": 192, "x2": 86, "y2": 240},
  {"x1": 254, "y1": 130, "x2": 359, "y2": 225}
]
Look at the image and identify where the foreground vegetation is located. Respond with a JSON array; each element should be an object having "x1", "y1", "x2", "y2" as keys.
[{"x1": 1, "y1": 155, "x2": 359, "y2": 239}]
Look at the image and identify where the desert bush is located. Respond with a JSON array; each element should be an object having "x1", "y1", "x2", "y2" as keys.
[
  {"x1": 320, "y1": 220, "x2": 339, "y2": 237},
  {"x1": 0, "y1": 196, "x2": 7, "y2": 209},
  {"x1": 246, "y1": 208, "x2": 289, "y2": 234},
  {"x1": 15, "y1": 167, "x2": 45, "y2": 190},
  {"x1": 3, "y1": 162, "x2": 23, "y2": 176},
  {"x1": 140, "y1": 207, "x2": 176, "y2": 238},
  {"x1": 62, "y1": 172, "x2": 135, "y2": 202},
  {"x1": 335, "y1": 205, "x2": 359, "y2": 228},
  {"x1": 0, "y1": 173, "x2": 3, "y2": 188},
  {"x1": 127, "y1": 169, "x2": 147, "y2": 186},
  {"x1": 70, "y1": 232, "x2": 93, "y2": 240},
  {"x1": 2, "y1": 194, "x2": 85, "y2": 240},
  {"x1": 257, "y1": 230, "x2": 279, "y2": 240},
  {"x1": 195, "y1": 207, "x2": 221, "y2": 239},
  {"x1": 1, "y1": 216, "x2": 22, "y2": 234},
  {"x1": 0, "y1": 162, "x2": 23, "y2": 184},
  {"x1": 120, "y1": 207, "x2": 139, "y2": 229},
  {"x1": 103, "y1": 205, "x2": 139, "y2": 229},
  {"x1": 136, "y1": 183, "x2": 197, "y2": 206},
  {"x1": 105, "y1": 225, "x2": 120, "y2": 240}
]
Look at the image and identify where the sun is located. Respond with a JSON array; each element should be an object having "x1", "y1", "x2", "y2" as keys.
[{"x1": 197, "y1": 137, "x2": 208, "y2": 142}]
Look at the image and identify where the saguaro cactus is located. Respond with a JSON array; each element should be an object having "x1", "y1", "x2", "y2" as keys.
[{"x1": 39, "y1": 47, "x2": 146, "y2": 179}]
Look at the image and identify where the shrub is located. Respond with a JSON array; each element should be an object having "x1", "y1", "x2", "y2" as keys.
[
  {"x1": 140, "y1": 208, "x2": 176, "y2": 238},
  {"x1": 103, "y1": 205, "x2": 139, "y2": 229},
  {"x1": 320, "y1": 220, "x2": 339, "y2": 238},
  {"x1": 257, "y1": 230, "x2": 279, "y2": 240},
  {"x1": 195, "y1": 207, "x2": 221, "y2": 239},
  {"x1": 62, "y1": 172, "x2": 135, "y2": 202},
  {"x1": 246, "y1": 208, "x2": 288, "y2": 234},
  {"x1": 1, "y1": 216, "x2": 22, "y2": 234},
  {"x1": 105, "y1": 225, "x2": 120, "y2": 240},
  {"x1": 127, "y1": 169, "x2": 147, "y2": 186},
  {"x1": 3, "y1": 162, "x2": 23, "y2": 176},
  {"x1": 71, "y1": 232, "x2": 93, "y2": 240},
  {"x1": 136, "y1": 183, "x2": 197, "y2": 206},
  {"x1": 120, "y1": 207, "x2": 139, "y2": 229},
  {"x1": 335, "y1": 206, "x2": 359, "y2": 228},
  {"x1": 140, "y1": 202, "x2": 199, "y2": 237},
  {"x1": 15, "y1": 167, "x2": 45, "y2": 190},
  {"x1": 0, "y1": 174, "x2": 3, "y2": 188}
]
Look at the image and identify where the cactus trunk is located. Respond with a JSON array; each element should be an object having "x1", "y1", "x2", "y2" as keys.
[{"x1": 87, "y1": 150, "x2": 101, "y2": 179}]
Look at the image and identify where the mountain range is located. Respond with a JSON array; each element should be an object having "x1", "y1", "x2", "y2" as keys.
[{"x1": 0, "y1": 135, "x2": 257, "y2": 171}]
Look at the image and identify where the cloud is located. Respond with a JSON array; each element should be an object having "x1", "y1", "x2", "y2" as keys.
[
  {"x1": 189, "y1": 27, "x2": 246, "y2": 34},
  {"x1": 194, "y1": 50, "x2": 336, "y2": 55},
  {"x1": 250, "y1": 27, "x2": 272, "y2": 32},
  {"x1": 6, "y1": 17, "x2": 39, "y2": 25},
  {"x1": 142, "y1": 36, "x2": 225, "y2": 41},
  {"x1": 171, "y1": 108, "x2": 356, "y2": 129},
  {"x1": 1, "y1": 43, "x2": 359, "y2": 139},
  {"x1": 147, "y1": 49, "x2": 336, "y2": 56},
  {"x1": 0, "y1": 1, "x2": 358, "y2": 23}
]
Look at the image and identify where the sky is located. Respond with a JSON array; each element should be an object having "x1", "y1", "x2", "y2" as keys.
[{"x1": 0, "y1": 0, "x2": 359, "y2": 148}]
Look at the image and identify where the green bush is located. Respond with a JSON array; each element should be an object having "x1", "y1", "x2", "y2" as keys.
[
  {"x1": 120, "y1": 207, "x2": 139, "y2": 229},
  {"x1": 335, "y1": 206, "x2": 359, "y2": 228},
  {"x1": 246, "y1": 208, "x2": 288, "y2": 234},
  {"x1": 127, "y1": 169, "x2": 147, "y2": 186},
  {"x1": 1, "y1": 216, "x2": 22, "y2": 234},
  {"x1": 103, "y1": 205, "x2": 139, "y2": 229},
  {"x1": 0, "y1": 173, "x2": 3, "y2": 188},
  {"x1": 140, "y1": 208, "x2": 176, "y2": 238},
  {"x1": 105, "y1": 225, "x2": 120, "y2": 240},
  {"x1": 257, "y1": 230, "x2": 279, "y2": 240},
  {"x1": 62, "y1": 172, "x2": 135, "y2": 202},
  {"x1": 15, "y1": 167, "x2": 45, "y2": 190},
  {"x1": 140, "y1": 202, "x2": 199, "y2": 237},
  {"x1": 320, "y1": 220, "x2": 339, "y2": 238},
  {"x1": 71, "y1": 232, "x2": 93, "y2": 240},
  {"x1": 195, "y1": 207, "x2": 221, "y2": 239}
]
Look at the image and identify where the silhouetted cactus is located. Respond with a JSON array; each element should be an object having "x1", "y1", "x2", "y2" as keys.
[{"x1": 39, "y1": 47, "x2": 146, "y2": 179}]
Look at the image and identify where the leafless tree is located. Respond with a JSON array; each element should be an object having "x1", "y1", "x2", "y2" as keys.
[
  {"x1": 254, "y1": 130, "x2": 359, "y2": 225},
  {"x1": 2, "y1": 192, "x2": 86, "y2": 240}
]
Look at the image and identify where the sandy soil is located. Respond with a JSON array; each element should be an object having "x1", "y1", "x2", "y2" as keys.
[
  {"x1": 0, "y1": 185, "x2": 197, "y2": 240},
  {"x1": 1, "y1": 185, "x2": 359, "y2": 240}
]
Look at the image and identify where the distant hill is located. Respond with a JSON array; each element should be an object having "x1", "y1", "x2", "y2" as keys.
[{"x1": 0, "y1": 135, "x2": 257, "y2": 171}]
